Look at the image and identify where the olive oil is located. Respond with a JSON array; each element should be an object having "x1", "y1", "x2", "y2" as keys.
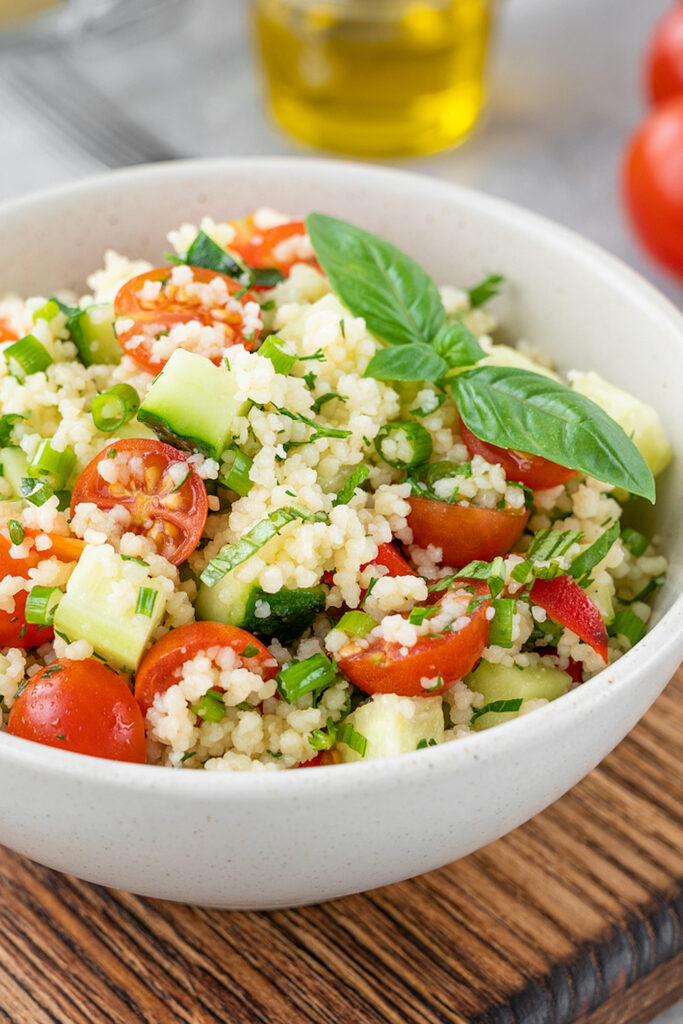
[{"x1": 254, "y1": 0, "x2": 494, "y2": 157}]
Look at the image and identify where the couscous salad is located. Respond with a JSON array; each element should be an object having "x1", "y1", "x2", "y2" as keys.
[{"x1": 0, "y1": 211, "x2": 671, "y2": 769}]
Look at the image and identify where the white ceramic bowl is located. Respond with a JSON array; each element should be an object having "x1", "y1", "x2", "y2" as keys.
[{"x1": 0, "y1": 159, "x2": 681, "y2": 909}]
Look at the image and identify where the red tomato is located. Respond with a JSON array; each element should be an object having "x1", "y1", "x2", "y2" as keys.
[
  {"x1": 622, "y1": 95, "x2": 683, "y2": 278},
  {"x1": 21, "y1": 529, "x2": 85, "y2": 563},
  {"x1": 114, "y1": 266, "x2": 259, "y2": 375},
  {"x1": 530, "y1": 575, "x2": 609, "y2": 663},
  {"x1": 459, "y1": 419, "x2": 575, "y2": 490},
  {"x1": 135, "y1": 621, "x2": 277, "y2": 715},
  {"x1": 70, "y1": 439, "x2": 208, "y2": 566},
  {"x1": 408, "y1": 496, "x2": 529, "y2": 568},
  {"x1": 646, "y1": 3, "x2": 683, "y2": 104},
  {"x1": 535, "y1": 646, "x2": 584, "y2": 684},
  {"x1": 8, "y1": 659, "x2": 146, "y2": 762},
  {"x1": 228, "y1": 215, "x2": 320, "y2": 278},
  {"x1": 323, "y1": 540, "x2": 415, "y2": 591},
  {"x1": 337, "y1": 580, "x2": 491, "y2": 697},
  {"x1": 0, "y1": 534, "x2": 54, "y2": 648}
]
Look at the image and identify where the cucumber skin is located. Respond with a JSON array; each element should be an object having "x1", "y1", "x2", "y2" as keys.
[
  {"x1": 69, "y1": 305, "x2": 122, "y2": 367},
  {"x1": 195, "y1": 576, "x2": 326, "y2": 644},
  {"x1": 137, "y1": 409, "x2": 216, "y2": 458}
]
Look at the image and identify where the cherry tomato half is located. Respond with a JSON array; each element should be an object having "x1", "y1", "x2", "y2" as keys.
[
  {"x1": 530, "y1": 575, "x2": 609, "y2": 662},
  {"x1": 622, "y1": 94, "x2": 683, "y2": 278},
  {"x1": 134, "y1": 621, "x2": 278, "y2": 715},
  {"x1": 0, "y1": 534, "x2": 54, "y2": 648},
  {"x1": 646, "y1": 3, "x2": 683, "y2": 105},
  {"x1": 459, "y1": 419, "x2": 575, "y2": 490},
  {"x1": 8, "y1": 658, "x2": 146, "y2": 762},
  {"x1": 70, "y1": 439, "x2": 208, "y2": 566},
  {"x1": 114, "y1": 266, "x2": 259, "y2": 375},
  {"x1": 228, "y1": 215, "x2": 320, "y2": 278},
  {"x1": 337, "y1": 580, "x2": 491, "y2": 697},
  {"x1": 408, "y1": 496, "x2": 529, "y2": 568}
]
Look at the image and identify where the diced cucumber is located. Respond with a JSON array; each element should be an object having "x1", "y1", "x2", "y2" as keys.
[
  {"x1": 337, "y1": 693, "x2": 444, "y2": 762},
  {"x1": 0, "y1": 446, "x2": 29, "y2": 498},
  {"x1": 467, "y1": 659, "x2": 572, "y2": 704},
  {"x1": 480, "y1": 344, "x2": 560, "y2": 381},
  {"x1": 53, "y1": 544, "x2": 167, "y2": 671},
  {"x1": 138, "y1": 348, "x2": 247, "y2": 458},
  {"x1": 69, "y1": 303, "x2": 122, "y2": 366},
  {"x1": 585, "y1": 577, "x2": 614, "y2": 625},
  {"x1": 195, "y1": 573, "x2": 326, "y2": 643},
  {"x1": 466, "y1": 659, "x2": 572, "y2": 731},
  {"x1": 570, "y1": 371, "x2": 672, "y2": 478},
  {"x1": 111, "y1": 420, "x2": 158, "y2": 442}
]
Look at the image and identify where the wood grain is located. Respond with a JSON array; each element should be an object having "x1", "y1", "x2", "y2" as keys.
[{"x1": 0, "y1": 669, "x2": 681, "y2": 1024}]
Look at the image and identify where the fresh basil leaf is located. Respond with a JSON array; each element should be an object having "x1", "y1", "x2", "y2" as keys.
[
  {"x1": 569, "y1": 521, "x2": 620, "y2": 585},
  {"x1": 467, "y1": 273, "x2": 504, "y2": 308},
  {"x1": 185, "y1": 230, "x2": 247, "y2": 281},
  {"x1": 449, "y1": 366, "x2": 655, "y2": 502},
  {"x1": 432, "y1": 321, "x2": 485, "y2": 368},
  {"x1": 251, "y1": 266, "x2": 286, "y2": 287},
  {"x1": 363, "y1": 343, "x2": 448, "y2": 382},
  {"x1": 306, "y1": 213, "x2": 445, "y2": 347}
]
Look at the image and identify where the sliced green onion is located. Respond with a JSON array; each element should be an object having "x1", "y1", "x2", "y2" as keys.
[
  {"x1": 25, "y1": 585, "x2": 63, "y2": 625},
  {"x1": 332, "y1": 465, "x2": 369, "y2": 507},
  {"x1": 190, "y1": 689, "x2": 226, "y2": 722},
  {"x1": 8, "y1": 520, "x2": 24, "y2": 545},
  {"x1": 20, "y1": 477, "x2": 54, "y2": 507},
  {"x1": 335, "y1": 610, "x2": 377, "y2": 637},
  {"x1": 510, "y1": 560, "x2": 532, "y2": 585},
  {"x1": 0, "y1": 412, "x2": 29, "y2": 447},
  {"x1": 219, "y1": 446, "x2": 253, "y2": 497},
  {"x1": 627, "y1": 572, "x2": 665, "y2": 605},
  {"x1": 335, "y1": 721, "x2": 367, "y2": 757},
  {"x1": 374, "y1": 421, "x2": 433, "y2": 469},
  {"x1": 456, "y1": 556, "x2": 506, "y2": 595},
  {"x1": 135, "y1": 587, "x2": 158, "y2": 617},
  {"x1": 90, "y1": 383, "x2": 140, "y2": 433},
  {"x1": 308, "y1": 718, "x2": 337, "y2": 751},
  {"x1": 569, "y1": 522, "x2": 620, "y2": 585},
  {"x1": 200, "y1": 507, "x2": 304, "y2": 588},
  {"x1": 258, "y1": 335, "x2": 297, "y2": 375},
  {"x1": 408, "y1": 605, "x2": 440, "y2": 626},
  {"x1": 528, "y1": 529, "x2": 583, "y2": 561},
  {"x1": 32, "y1": 297, "x2": 79, "y2": 324},
  {"x1": 410, "y1": 394, "x2": 447, "y2": 418},
  {"x1": 27, "y1": 440, "x2": 76, "y2": 489},
  {"x1": 4, "y1": 335, "x2": 53, "y2": 379},
  {"x1": 609, "y1": 609, "x2": 646, "y2": 647},
  {"x1": 487, "y1": 598, "x2": 515, "y2": 648},
  {"x1": 471, "y1": 697, "x2": 523, "y2": 722},
  {"x1": 621, "y1": 528, "x2": 649, "y2": 558},
  {"x1": 276, "y1": 653, "x2": 337, "y2": 704}
]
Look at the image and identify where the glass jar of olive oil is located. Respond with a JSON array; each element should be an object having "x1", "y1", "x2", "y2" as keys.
[{"x1": 254, "y1": 0, "x2": 495, "y2": 157}]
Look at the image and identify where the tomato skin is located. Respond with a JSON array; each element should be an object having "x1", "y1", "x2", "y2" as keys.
[
  {"x1": 114, "y1": 266, "x2": 258, "y2": 374},
  {"x1": 228, "y1": 216, "x2": 320, "y2": 278},
  {"x1": 8, "y1": 659, "x2": 146, "y2": 762},
  {"x1": 407, "y1": 496, "x2": 529, "y2": 567},
  {"x1": 0, "y1": 320, "x2": 17, "y2": 343},
  {"x1": 646, "y1": 3, "x2": 683, "y2": 104},
  {"x1": 530, "y1": 575, "x2": 609, "y2": 663},
  {"x1": 0, "y1": 534, "x2": 54, "y2": 648},
  {"x1": 323, "y1": 540, "x2": 415, "y2": 591},
  {"x1": 135, "y1": 621, "x2": 277, "y2": 715},
  {"x1": 70, "y1": 439, "x2": 208, "y2": 566},
  {"x1": 459, "y1": 420, "x2": 575, "y2": 490},
  {"x1": 337, "y1": 580, "x2": 491, "y2": 697},
  {"x1": 622, "y1": 95, "x2": 683, "y2": 278}
]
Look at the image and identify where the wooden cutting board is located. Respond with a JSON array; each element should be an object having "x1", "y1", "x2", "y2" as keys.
[{"x1": 1, "y1": 670, "x2": 681, "y2": 1024}]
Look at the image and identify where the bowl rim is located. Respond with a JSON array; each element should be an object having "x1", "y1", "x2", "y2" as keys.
[{"x1": 0, "y1": 154, "x2": 682, "y2": 795}]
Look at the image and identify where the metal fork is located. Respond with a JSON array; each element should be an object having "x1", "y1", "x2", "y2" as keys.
[{"x1": 3, "y1": 49, "x2": 181, "y2": 167}]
